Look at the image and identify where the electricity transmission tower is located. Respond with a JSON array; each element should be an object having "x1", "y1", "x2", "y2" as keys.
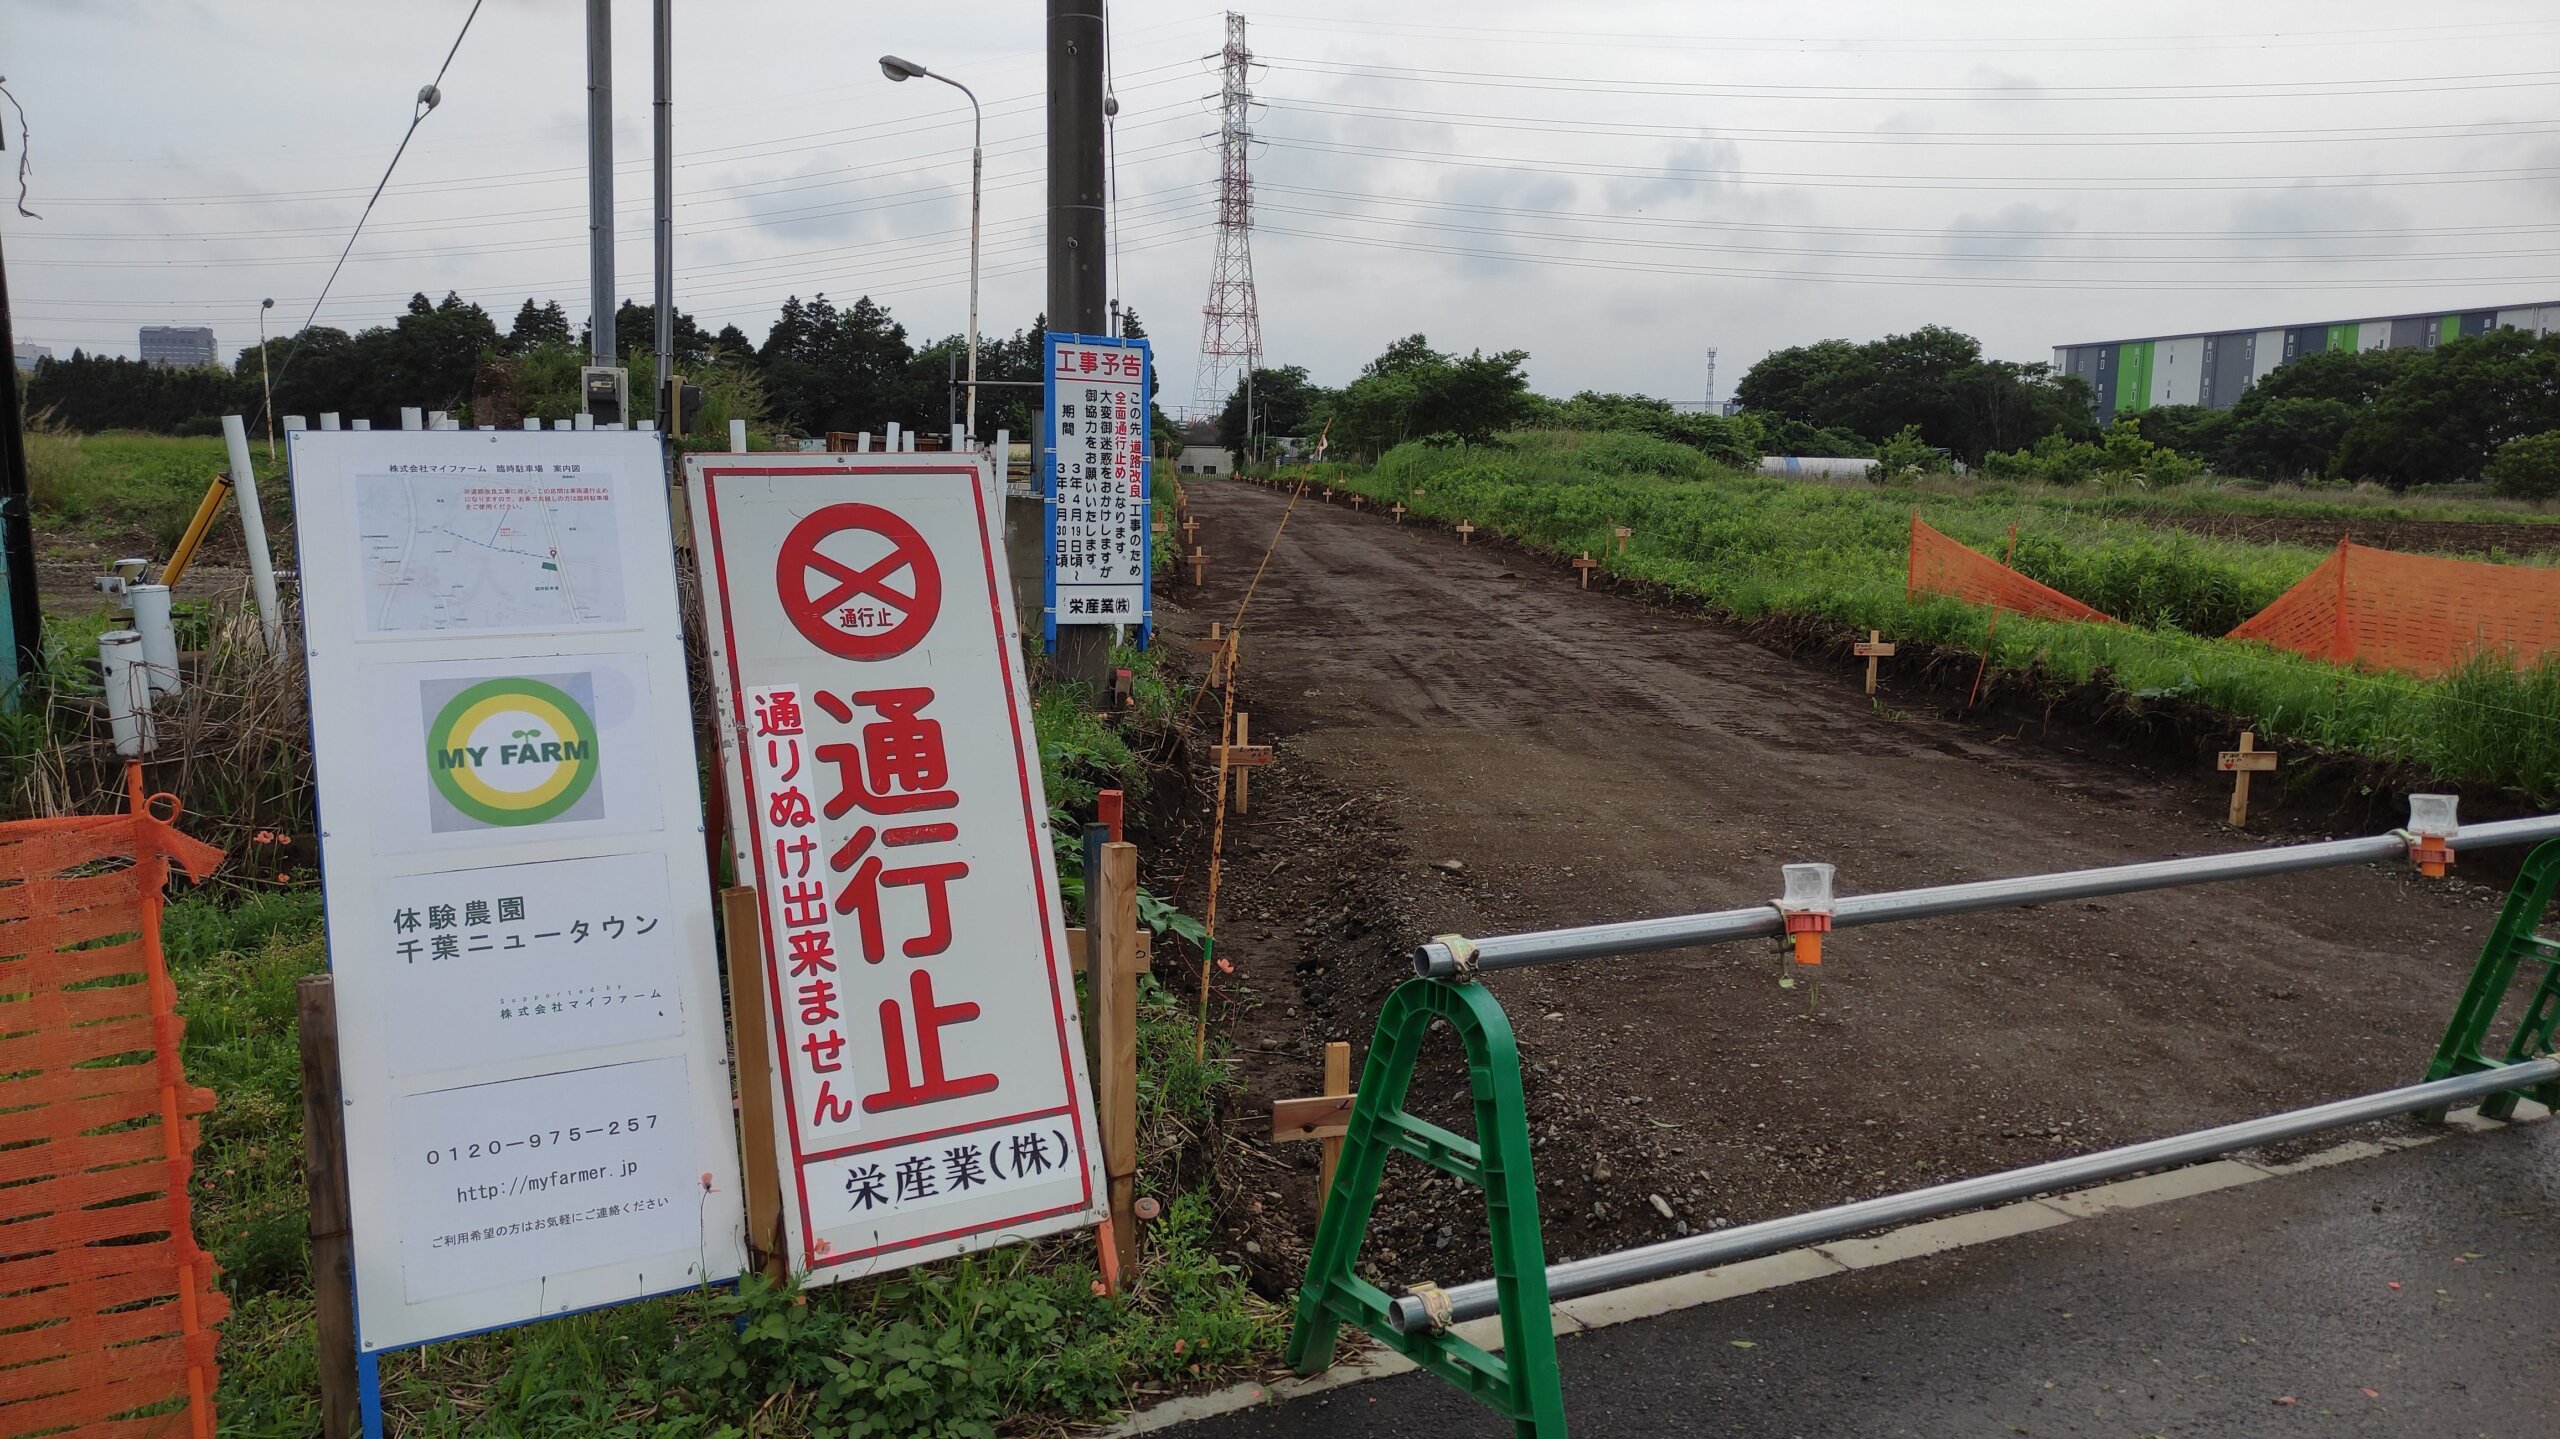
[
  {"x1": 1705, "y1": 347, "x2": 1718, "y2": 407},
  {"x1": 1191, "y1": 12, "x2": 1262, "y2": 422}
]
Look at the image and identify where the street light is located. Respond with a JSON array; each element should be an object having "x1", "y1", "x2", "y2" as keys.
[
  {"x1": 258, "y1": 298, "x2": 276, "y2": 461},
  {"x1": 880, "y1": 54, "x2": 983, "y2": 442}
]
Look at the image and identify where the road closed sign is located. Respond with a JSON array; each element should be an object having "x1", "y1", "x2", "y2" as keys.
[{"x1": 686, "y1": 451, "x2": 1106, "y2": 1278}]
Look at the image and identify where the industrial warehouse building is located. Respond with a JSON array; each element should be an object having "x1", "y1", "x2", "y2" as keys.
[{"x1": 2054, "y1": 300, "x2": 2560, "y2": 424}]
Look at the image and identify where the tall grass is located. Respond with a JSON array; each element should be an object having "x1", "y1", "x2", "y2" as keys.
[
  {"x1": 22, "y1": 427, "x2": 291, "y2": 557},
  {"x1": 1335, "y1": 432, "x2": 2560, "y2": 798}
]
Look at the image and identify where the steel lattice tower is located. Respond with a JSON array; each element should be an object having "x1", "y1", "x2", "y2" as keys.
[{"x1": 1191, "y1": 12, "x2": 1262, "y2": 419}]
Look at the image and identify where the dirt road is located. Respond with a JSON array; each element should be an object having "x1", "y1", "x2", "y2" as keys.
[{"x1": 1159, "y1": 477, "x2": 2518, "y2": 1291}]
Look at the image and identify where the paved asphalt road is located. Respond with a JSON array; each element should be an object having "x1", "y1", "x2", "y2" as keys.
[{"x1": 1169, "y1": 1121, "x2": 2560, "y2": 1437}]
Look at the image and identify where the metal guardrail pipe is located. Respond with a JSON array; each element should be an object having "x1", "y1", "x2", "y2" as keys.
[
  {"x1": 1413, "y1": 814, "x2": 2560, "y2": 979},
  {"x1": 1387, "y1": 1056, "x2": 2560, "y2": 1335}
]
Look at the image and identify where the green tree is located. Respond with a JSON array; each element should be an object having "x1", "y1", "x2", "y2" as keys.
[
  {"x1": 505, "y1": 299, "x2": 572, "y2": 353},
  {"x1": 1732, "y1": 327, "x2": 2090, "y2": 464},
  {"x1": 2333, "y1": 330, "x2": 2560, "y2": 486},
  {"x1": 1217, "y1": 365, "x2": 1323, "y2": 459},
  {"x1": 2485, "y1": 430, "x2": 2560, "y2": 500}
]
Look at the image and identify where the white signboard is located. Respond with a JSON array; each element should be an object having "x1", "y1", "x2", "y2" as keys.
[
  {"x1": 685, "y1": 451, "x2": 1105, "y2": 1279},
  {"x1": 290, "y1": 430, "x2": 744, "y2": 1353},
  {"x1": 1042, "y1": 332, "x2": 1152, "y2": 647}
]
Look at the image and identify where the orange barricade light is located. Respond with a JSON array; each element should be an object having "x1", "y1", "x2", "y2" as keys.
[
  {"x1": 1777, "y1": 863, "x2": 1837, "y2": 977},
  {"x1": 2405, "y1": 794, "x2": 2459, "y2": 878}
]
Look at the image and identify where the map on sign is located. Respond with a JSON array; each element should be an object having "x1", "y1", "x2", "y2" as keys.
[{"x1": 356, "y1": 470, "x2": 628, "y2": 634}]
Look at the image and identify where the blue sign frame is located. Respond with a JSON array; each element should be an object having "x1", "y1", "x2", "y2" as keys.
[{"x1": 1041, "y1": 331, "x2": 1153, "y2": 654}]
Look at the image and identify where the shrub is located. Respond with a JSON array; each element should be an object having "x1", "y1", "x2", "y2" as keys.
[{"x1": 2485, "y1": 431, "x2": 2560, "y2": 501}]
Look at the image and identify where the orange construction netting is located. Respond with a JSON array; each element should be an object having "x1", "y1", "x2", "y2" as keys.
[
  {"x1": 0, "y1": 799, "x2": 226, "y2": 1439},
  {"x1": 1906, "y1": 515, "x2": 2116, "y2": 625},
  {"x1": 2224, "y1": 537, "x2": 2560, "y2": 679}
]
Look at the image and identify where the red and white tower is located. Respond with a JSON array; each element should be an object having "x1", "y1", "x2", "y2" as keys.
[{"x1": 1191, "y1": 12, "x2": 1263, "y2": 419}]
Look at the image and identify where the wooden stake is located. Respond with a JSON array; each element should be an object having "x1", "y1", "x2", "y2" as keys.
[
  {"x1": 1572, "y1": 550, "x2": 1598, "y2": 588},
  {"x1": 1188, "y1": 546, "x2": 1209, "y2": 585},
  {"x1": 1612, "y1": 525, "x2": 1632, "y2": 554},
  {"x1": 2218, "y1": 730, "x2": 2279, "y2": 828},
  {"x1": 1214, "y1": 711, "x2": 1275, "y2": 815},
  {"x1": 1091, "y1": 843, "x2": 1143, "y2": 1286},
  {"x1": 1392, "y1": 503, "x2": 1407, "y2": 523},
  {"x1": 1852, "y1": 629, "x2": 1897, "y2": 695},
  {"x1": 1457, "y1": 520, "x2": 1476, "y2": 544},
  {"x1": 1190, "y1": 620, "x2": 1227, "y2": 687},
  {"x1": 1318, "y1": 1041, "x2": 1349, "y2": 1219},
  {"x1": 297, "y1": 976, "x2": 360, "y2": 1439},
  {"x1": 721, "y1": 887, "x2": 788, "y2": 1283},
  {"x1": 1182, "y1": 515, "x2": 1200, "y2": 547},
  {"x1": 1269, "y1": 1043, "x2": 1357, "y2": 1222}
]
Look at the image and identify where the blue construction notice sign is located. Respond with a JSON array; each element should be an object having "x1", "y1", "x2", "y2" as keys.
[{"x1": 1041, "y1": 332, "x2": 1152, "y2": 652}]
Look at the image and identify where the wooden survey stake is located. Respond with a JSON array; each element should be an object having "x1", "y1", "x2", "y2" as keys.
[
  {"x1": 1852, "y1": 629, "x2": 1896, "y2": 695},
  {"x1": 1181, "y1": 516, "x2": 1200, "y2": 547},
  {"x1": 1269, "y1": 1042, "x2": 1355, "y2": 1221},
  {"x1": 1457, "y1": 520, "x2": 1476, "y2": 544},
  {"x1": 1612, "y1": 525, "x2": 1632, "y2": 554},
  {"x1": 1190, "y1": 621, "x2": 1228, "y2": 687},
  {"x1": 1216, "y1": 712, "x2": 1275, "y2": 815},
  {"x1": 2217, "y1": 730, "x2": 2279, "y2": 828},
  {"x1": 1188, "y1": 546, "x2": 1210, "y2": 585},
  {"x1": 1392, "y1": 503, "x2": 1407, "y2": 523},
  {"x1": 1572, "y1": 551, "x2": 1598, "y2": 588}
]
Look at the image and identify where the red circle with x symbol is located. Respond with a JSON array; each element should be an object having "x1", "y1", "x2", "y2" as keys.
[{"x1": 775, "y1": 503, "x2": 943, "y2": 661}]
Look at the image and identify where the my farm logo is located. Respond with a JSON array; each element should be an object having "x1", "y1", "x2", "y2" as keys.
[{"x1": 422, "y1": 675, "x2": 602, "y2": 830}]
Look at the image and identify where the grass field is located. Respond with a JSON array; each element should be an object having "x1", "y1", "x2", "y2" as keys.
[
  {"x1": 24, "y1": 430, "x2": 292, "y2": 562},
  {"x1": 1323, "y1": 431, "x2": 2560, "y2": 800}
]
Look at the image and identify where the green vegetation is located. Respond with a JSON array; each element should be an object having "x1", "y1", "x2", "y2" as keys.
[
  {"x1": 163, "y1": 656, "x2": 1273, "y2": 1438},
  {"x1": 2488, "y1": 432, "x2": 2560, "y2": 502},
  {"x1": 1329, "y1": 431, "x2": 2560, "y2": 798},
  {"x1": 23, "y1": 429, "x2": 290, "y2": 558}
]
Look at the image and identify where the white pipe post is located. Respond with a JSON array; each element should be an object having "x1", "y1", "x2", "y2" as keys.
[
  {"x1": 283, "y1": 415, "x2": 308, "y2": 434},
  {"x1": 129, "y1": 584, "x2": 180, "y2": 697},
  {"x1": 401, "y1": 407, "x2": 423, "y2": 431},
  {"x1": 352, "y1": 419, "x2": 371, "y2": 431},
  {"x1": 320, "y1": 412, "x2": 341, "y2": 431},
  {"x1": 729, "y1": 418, "x2": 748, "y2": 453},
  {"x1": 524, "y1": 417, "x2": 542, "y2": 431},
  {"x1": 98, "y1": 631, "x2": 154, "y2": 757},
  {"x1": 885, "y1": 421, "x2": 901, "y2": 453},
  {"x1": 574, "y1": 413, "x2": 595, "y2": 431},
  {"x1": 858, "y1": 432, "x2": 873, "y2": 453},
  {"x1": 220, "y1": 415, "x2": 284, "y2": 651}
]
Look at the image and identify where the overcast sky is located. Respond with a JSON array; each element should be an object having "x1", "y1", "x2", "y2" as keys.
[{"x1": 10, "y1": 1, "x2": 2558, "y2": 411}]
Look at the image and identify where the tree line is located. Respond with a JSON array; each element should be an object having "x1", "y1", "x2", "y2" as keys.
[{"x1": 20, "y1": 289, "x2": 1171, "y2": 448}]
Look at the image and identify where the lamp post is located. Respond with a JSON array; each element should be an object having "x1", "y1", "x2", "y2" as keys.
[
  {"x1": 258, "y1": 297, "x2": 276, "y2": 461},
  {"x1": 881, "y1": 54, "x2": 982, "y2": 441}
]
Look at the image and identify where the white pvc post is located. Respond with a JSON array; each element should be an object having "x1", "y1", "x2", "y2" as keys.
[
  {"x1": 524, "y1": 417, "x2": 542, "y2": 431},
  {"x1": 885, "y1": 421, "x2": 901, "y2": 453},
  {"x1": 554, "y1": 418, "x2": 573, "y2": 431},
  {"x1": 401, "y1": 407, "x2": 424, "y2": 431},
  {"x1": 98, "y1": 631, "x2": 154, "y2": 757},
  {"x1": 220, "y1": 415, "x2": 285, "y2": 651},
  {"x1": 320, "y1": 412, "x2": 341, "y2": 431},
  {"x1": 353, "y1": 419, "x2": 372, "y2": 431},
  {"x1": 574, "y1": 413, "x2": 595, "y2": 431},
  {"x1": 427, "y1": 410, "x2": 447, "y2": 429},
  {"x1": 989, "y1": 427, "x2": 1010, "y2": 510},
  {"x1": 951, "y1": 425, "x2": 965, "y2": 452},
  {"x1": 283, "y1": 415, "x2": 308, "y2": 433},
  {"x1": 858, "y1": 432, "x2": 873, "y2": 453},
  {"x1": 129, "y1": 584, "x2": 181, "y2": 697},
  {"x1": 730, "y1": 418, "x2": 748, "y2": 453}
]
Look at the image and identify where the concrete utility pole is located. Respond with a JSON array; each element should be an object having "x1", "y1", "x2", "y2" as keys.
[
  {"x1": 652, "y1": 0, "x2": 674, "y2": 421},
  {"x1": 1048, "y1": 0, "x2": 1111, "y2": 685},
  {"x1": 587, "y1": 0, "x2": 616, "y2": 366}
]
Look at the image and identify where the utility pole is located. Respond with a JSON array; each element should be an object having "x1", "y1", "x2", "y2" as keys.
[
  {"x1": 0, "y1": 220, "x2": 38, "y2": 695},
  {"x1": 1048, "y1": 0, "x2": 1110, "y2": 686},
  {"x1": 587, "y1": 0, "x2": 616, "y2": 367},
  {"x1": 652, "y1": 0, "x2": 674, "y2": 428}
]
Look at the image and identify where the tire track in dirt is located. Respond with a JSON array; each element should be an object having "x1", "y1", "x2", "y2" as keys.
[{"x1": 1164, "y1": 477, "x2": 2513, "y2": 1293}]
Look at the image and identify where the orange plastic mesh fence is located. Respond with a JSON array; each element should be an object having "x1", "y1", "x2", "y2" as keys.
[
  {"x1": 2225, "y1": 538, "x2": 2560, "y2": 679},
  {"x1": 1906, "y1": 516, "x2": 2117, "y2": 625},
  {"x1": 0, "y1": 809, "x2": 226, "y2": 1439}
]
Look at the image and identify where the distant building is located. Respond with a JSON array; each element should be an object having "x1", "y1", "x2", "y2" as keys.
[
  {"x1": 1176, "y1": 420, "x2": 1235, "y2": 476},
  {"x1": 2054, "y1": 301, "x2": 2560, "y2": 424},
  {"x1": 138, "y1": 325, "x2": 218, "y2": 369},
  {"x1": 12, "y1": 342, "x2": 50, "y2": 372}
]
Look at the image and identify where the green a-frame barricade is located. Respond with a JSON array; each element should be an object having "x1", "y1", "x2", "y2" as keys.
[
  {"x1": 1282, "y1": 975, "x2": 1566, "y2": 1436},
  {"x1": 1287, "y1": 841, "x2": 2560, "y2": 1439},
  {"x1": 2424, "y1": 838, "x2": 2560, "y2": 1118}
]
